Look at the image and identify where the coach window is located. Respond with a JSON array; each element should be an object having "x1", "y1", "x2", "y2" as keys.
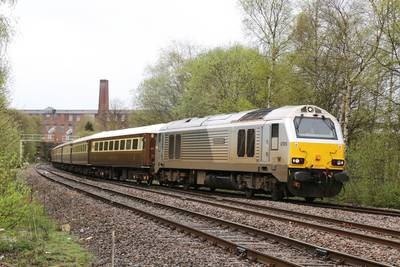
[
  {"x1": 139, "y1": 138, "x2": 144, "y2": 150},
  {"x1": 247, "y1": 129, "x2": 255, "y2": 157},
  {"x1": 237, "y1": 129, "x2": 246, "y2": 157},
  {"x1": 109, "y1": 141, "x2": 113, "y2": 151},
  {"x1": 104, "y1": 141, "x2": 109, "y2": 151},
  {"x1": 175, "y1": 134, "x2": 181, "y2": 159},
  {"x1": 271, "y1": 123, "x2": 279, "y2": 150},
  {"x1": 126, "y1": 139, "x2": 132, "y2": 150},
  {"x1": 114, "y1": 140, "x2": 119, "y2": 151},
  {"x1": 132, "y1": 139, "x2": 138, "y2": 150},
  {"x1": 94, "y1": 142, "x2": 99, "y2": 151},
  {"x1": 120, "y1": 140, "x2": 126, "y2": 150},
  {"x1": 99, "y1": 142, "x2": 104, "y2": 151},
  {"x1": 168, "y1": 135, "x2": 175, "y2": 159}
]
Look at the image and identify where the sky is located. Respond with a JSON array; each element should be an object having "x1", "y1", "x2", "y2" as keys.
[{"x1": 7, "y1": 0, "x2": 247, "y2": 110}]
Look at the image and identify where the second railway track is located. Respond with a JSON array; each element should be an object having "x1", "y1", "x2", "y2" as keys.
[{"x1": 37, "y1": 165, "x2": 394, "y2": 266}]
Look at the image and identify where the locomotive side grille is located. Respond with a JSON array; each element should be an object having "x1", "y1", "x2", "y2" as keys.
[
  {"x1": 182, "y1": 130, "x2": 229, "y2": 161},
  {"x1": 255, "y1": 128, "x2": 261, "y2": 158},
  {"x1": 163, "y1": 135, "x2": 169, "y2": 161},
  {"x1": 163, "y1": 130, "x2": 229, "y2": 161}
]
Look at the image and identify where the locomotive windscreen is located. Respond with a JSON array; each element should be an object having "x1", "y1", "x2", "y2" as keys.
[{"x1": 294, "y1": 117, "x2": 337, "y2": 139}]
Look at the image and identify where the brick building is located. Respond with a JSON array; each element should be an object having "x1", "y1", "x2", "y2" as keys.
[{"x1": 20, "y1": 79, "x2": 128, "y2": 143}]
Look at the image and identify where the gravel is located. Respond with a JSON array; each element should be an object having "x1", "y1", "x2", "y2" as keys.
[
  {"x1": 32, "y1": 166, "x2": 400, "y2": 266},
  {"x1": 78, "y1": 178, "x2": 400, "y2": 266},
  {"x1": 25, "y1": 167, "x2": 261, "y2": 266}
]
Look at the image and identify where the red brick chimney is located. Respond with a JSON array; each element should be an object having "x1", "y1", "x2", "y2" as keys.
[{"x1": 98, "y1": 79, "x2": 109, "y2": 113}]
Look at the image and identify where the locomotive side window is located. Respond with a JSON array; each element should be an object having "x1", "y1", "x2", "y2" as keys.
[
  {"x1": 126, "y1": 139, "x2": 132, "y2": 150},
  {"x1": 175, "y1": 134, "x2": 181, "y2": 159},
  {"x1": 237, "y1": 129, "x2": 256, "y2": 157},
  {"x1": 168, "y1": 135, "x2": 175, "y2": 159},
  {"x1": 120, "y1": 140, "x2": 125, "y2": 150},
  {"x1": 271, "y1": 124, "x2": 279, "y2": 150},
  {"x1": 247, "y1": 129, "x2": 255, "y2": 157},
  {"x1": 237, "y1": 129, "x2": 246, "y2": 157}
]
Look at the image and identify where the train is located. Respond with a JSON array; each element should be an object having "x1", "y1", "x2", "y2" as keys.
[{"x1": 51, "y1": 105, "x2": 349, "y2": 201}]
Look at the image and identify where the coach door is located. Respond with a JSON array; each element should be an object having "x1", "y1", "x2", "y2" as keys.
[{"x1": 157, "y1": 133, "x2": 164, "y2": 161}]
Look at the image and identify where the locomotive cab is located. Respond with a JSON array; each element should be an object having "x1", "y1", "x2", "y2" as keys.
[{"x1": 285, "y1": 106, "x2": 349, "y2": 200}]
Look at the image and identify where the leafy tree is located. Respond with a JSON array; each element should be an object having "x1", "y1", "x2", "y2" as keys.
[
  {"x1": 84, "y1": 121, "x2": 94, "y2": 132},
  {"x1": 291, "y1": 0, "x2": 383, "y2": 143},
  {"x1": 75, "y1": 115, "x2": 96, "y2": 137},
  {"x1": 239, "y1": 0, "x2": 293, "y2": 107},
  {"x1": 178, "y1": 46, "x2": 269, "y2": 117},
  {"x1": 132, "y1": 42, "x2": 199, "y2": 126}
]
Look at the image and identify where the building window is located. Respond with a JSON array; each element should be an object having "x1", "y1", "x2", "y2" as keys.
[
  {"x1": 76, "y1": 115, "x2": 80, "y2": 122},
  {"x1": 69, "y1": 115, "x2": 73, "y2": 122}
]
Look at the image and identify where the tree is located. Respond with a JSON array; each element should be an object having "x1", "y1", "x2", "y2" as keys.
[
  {"x1": 132, "y1": 42, "x2": 199, "y2": 126},
  {"x1": 177, "y1": 45, "x2": 269, "y2": 117},
  {"x1": 239, "y1": 0, "x2": 293, "y2": 107},
  {"x1": 84, "y1": 121, "x2": 94, "y2": 132},
  {"x1": 75, "y1": 115, "x2": 96, "y2": 137},
  {"x1": 98, "y1": 98, "x2": 129, "y2": 130},
  {"x1": 291, "y1": 0, "x2": 383, "y2": 143}
]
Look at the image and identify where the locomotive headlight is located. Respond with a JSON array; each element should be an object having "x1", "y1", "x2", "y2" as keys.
[
  {"x1": 291, "y1": 157, "x2": 305, "y2": 164},
  {"x1": 332, "y1": 159, "x2": 345, "y2": 166}
]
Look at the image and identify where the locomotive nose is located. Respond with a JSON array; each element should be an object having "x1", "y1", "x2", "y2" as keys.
[{"x1": 292, "y1": 143, "x2": 345, "y2": 170}]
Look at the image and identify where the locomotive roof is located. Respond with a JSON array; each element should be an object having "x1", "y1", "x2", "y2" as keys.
[{"x1": 160, "y1": 105, "x2": 331, "y2": 131}]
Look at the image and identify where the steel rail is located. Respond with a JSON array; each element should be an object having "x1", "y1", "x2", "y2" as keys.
[
  {"x1": 287, "y1": 200, "x2": 400, "y2": 218},
  {"x1": 35, "y1": 167, "x2": 300, "y2": 267},
  {"x1": 37, "y1": 166, "x2": 391, "y2": 267},
  {"x1": 135, "y1": 184, "x2": 400, "y2": 239}
]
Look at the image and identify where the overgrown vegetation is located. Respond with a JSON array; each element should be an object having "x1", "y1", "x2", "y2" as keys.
[
  {"x1": 133, "y1": 0, "x2": 400, "y2": 208},
  {"x1": 0, "y1": 1, "x2": 92, "y2": 265}
]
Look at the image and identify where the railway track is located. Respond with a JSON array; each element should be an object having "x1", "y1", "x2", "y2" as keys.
[
  {"x1": 288, "y1": 200, "x2": 400, "y2": 218},
  {"x1": 36, "y1": 165, "x2": 390, "y2": 266},
  {"x1": 144, "y1": 184, "x2": 400, "y2": 218},
  {"x1": 152, "y1": 185, "x2": 400, "y2": 218},
  {"x1": 88, "y1": 178, "x2": 400, "y2": 249}
]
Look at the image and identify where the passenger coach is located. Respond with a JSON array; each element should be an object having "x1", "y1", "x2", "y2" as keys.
[{"x1": 53, "y1": 124, "x2": 165, "y2": 184}]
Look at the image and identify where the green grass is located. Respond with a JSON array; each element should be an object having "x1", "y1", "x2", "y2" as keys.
[
  {"x1": 1, "y1": 229, "x2": 92, "y2": 266},
  {"x1": 0, "y1": 166, "x2": 93, "y2": 266}
]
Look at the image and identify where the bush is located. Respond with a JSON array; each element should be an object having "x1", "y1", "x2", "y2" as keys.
[{"x1": 338, "y1": 132, "x2": 400, "y2": 208}]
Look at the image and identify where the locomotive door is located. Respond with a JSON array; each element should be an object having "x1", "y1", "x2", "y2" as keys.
[{"x1": 261, "y1": 124, "x2": 271, "y2": 163}]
